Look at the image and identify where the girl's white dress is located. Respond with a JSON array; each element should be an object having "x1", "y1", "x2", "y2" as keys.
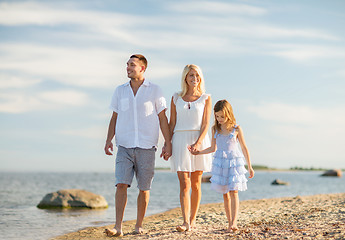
[
  {"x1": 170, "y1": 92, "x2": 212, "y2": 172},
  {"x1": 210, "y1": 127, "x2": 248, "y2": 193}
]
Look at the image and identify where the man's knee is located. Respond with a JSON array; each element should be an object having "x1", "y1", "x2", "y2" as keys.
[
  {"x1": 139, "y1": 189, "x2": 150, "y2": 196},
  {"x1": 116, "y1": 183, "x2": 129, "y2": 190}
]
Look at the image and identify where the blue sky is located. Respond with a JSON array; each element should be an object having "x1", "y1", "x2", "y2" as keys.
[{"x1": 1, "y1": 0, "x2": 344, "y2": 172}]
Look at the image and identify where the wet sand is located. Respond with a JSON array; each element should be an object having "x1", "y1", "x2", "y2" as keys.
[{"x1": 52, "y1": 192, "x2": 345, "y2": 239}]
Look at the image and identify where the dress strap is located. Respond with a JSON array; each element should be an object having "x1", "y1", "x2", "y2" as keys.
[{"x1": 214, "y1": 130, "x2": 218, "y2": 138}]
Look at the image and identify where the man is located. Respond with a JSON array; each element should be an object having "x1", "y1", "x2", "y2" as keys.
[{"x1": 104, "y1": 54, "x2": 172, "y2": 236}]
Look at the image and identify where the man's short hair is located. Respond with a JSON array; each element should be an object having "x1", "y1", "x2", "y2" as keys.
[{"x1": 130, "y1": 54, "x2": 148, "y2": 71}]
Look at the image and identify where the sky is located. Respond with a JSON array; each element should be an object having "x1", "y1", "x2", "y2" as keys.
[{"x1": 0, "y1": 0, "x2": 345, "y2": 172}]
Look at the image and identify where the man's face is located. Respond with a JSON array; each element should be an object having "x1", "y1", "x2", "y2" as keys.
[{"x1": 126, "y1": 58, "x2": 144, "y2": 79}]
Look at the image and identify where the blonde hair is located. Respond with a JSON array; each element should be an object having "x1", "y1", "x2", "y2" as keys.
[
  {"x1": 212, "y1": 100, "x2": 236, "y2": 132},
  {"x1": 180, "y1": 64, "x2": 205, "y2": 97}
]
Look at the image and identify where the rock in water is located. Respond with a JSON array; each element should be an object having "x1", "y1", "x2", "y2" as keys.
[
  {"x1": 202, "y1": 174, "x2": 212, "y2": 183},
  {"x1": 37, "y1": 189, "x2": 108, "y2": 209},
  {"x1": 321, "y1": 169, "x2": 342, "y2": 177},
  {"x1": 271, "y1": 179, "x2": 290, "y2": 185}
]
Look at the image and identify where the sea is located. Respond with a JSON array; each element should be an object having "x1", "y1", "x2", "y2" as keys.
[{"x1": 1, "y1": 170, "x2": 344, "y2": 240}]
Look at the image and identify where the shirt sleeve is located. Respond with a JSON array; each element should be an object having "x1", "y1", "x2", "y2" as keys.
[
  {"x1": 109, "y1": 87, "x2": 119, "y2": 113},
  {"x1": 155, "y1": 86, "x2": 167, "y2": 114}
]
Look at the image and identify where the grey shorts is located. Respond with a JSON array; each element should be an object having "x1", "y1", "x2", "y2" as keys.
[{"x1": 115, "y1": 146, "x2": 156, "y2": 191}]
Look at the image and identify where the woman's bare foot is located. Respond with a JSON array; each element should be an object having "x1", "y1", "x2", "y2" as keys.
[
  {"x1": 104, "y1": 228, "x2": 123, "y2": 237},
  {"x1": 189, "y1": 221, "x2": 196, "y2": 230},
  {"x1": 226, "y1": 225, "x2": 239, "y2": 233},
  {"x1": 176, "y1": 223, "x2": 190, "y2": 232},
  {"x1": 134, "y1": 226, "x2": 144, "y2": 234}
]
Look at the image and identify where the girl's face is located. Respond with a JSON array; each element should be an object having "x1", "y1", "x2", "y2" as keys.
[
  {"x1": 185, "y1": 69, "x2": 200, "y2": 89},
  {"x1": 215, "y1": 111, "x2": 227, "y2": 125}
]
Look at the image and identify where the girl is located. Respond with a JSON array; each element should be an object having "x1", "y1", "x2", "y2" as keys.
[
  {"x1": 189, "y1": 99, "x2": 254, "y2": 232},
  {"x1": 166, "y1": 64, "x2": 212, "y2": 232}
]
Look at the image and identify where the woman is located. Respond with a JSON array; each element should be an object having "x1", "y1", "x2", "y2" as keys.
[{"x1": 168, "y1": 64, "x2": 212, "y2": 231}]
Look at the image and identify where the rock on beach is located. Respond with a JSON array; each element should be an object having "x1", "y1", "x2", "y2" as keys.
[{"x1": 37, "y1": 189, "x2": 108, "y2": 209}]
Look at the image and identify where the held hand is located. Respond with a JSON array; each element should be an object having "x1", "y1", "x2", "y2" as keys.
[
  {"x1": 104, "y1": 141, "x2": 113, "y2": 155},
  {"x1": 164, "y1": 142, "x2": 172, "y2": 160},
  {"x1": 160, "y1": 145, "x2": 166, "y2": 158},
  {"x1": 187, "y1": 145, "x2": 199, "y2": 155},
  {"x1": 160, "y1": 143, "x2": 172, "y2": 161},
  {"x1": 189, "y1": 142, "x2": 201, "y2": 153}
]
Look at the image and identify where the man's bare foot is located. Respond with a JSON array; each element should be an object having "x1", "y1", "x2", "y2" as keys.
[
  {"x1": 134, "y1": 226, "x2": 144, "y2": 234},
  {"x1": 104, "y1": 228, "x2": 123, "y2": 237},
  {"x1": 176, "y1": 223, "x2": 190, "y2": 232}
]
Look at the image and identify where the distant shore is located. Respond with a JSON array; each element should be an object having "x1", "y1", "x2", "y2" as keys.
[
  {"x1": 155, "y1": 166, "x2": 345, "y2": 172},
  {"x1": 52, "y1": 192, "x2": 345, "y2": 240}
]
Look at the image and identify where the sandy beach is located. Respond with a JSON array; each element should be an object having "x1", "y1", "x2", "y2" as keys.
[{"x1": 52, "y1": 192, "x2": 345, "y2": 239}]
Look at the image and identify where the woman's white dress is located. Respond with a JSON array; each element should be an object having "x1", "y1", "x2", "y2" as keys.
[{"x1": 170, "y1": 92, "x2": 212, "y2": 172}]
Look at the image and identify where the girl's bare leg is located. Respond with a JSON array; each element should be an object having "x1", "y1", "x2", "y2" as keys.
[
  {"x1": 177, "y1": 171, "x2": 191, "y2": 231},
  {"x1": 223, "y1": 192, "x2": 232, "y2": 231},
  {"x1": 229, "y1": 191, "x2": 239, "y2": 231},
  {"x1": 190, "y1": 171, "x2": 203, "y2": 228}
]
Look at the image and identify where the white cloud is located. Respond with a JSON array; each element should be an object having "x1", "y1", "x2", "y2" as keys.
[
  {"x1": 38, "y1": 90, "x2": 88, "y2": 106},
  {"x1": 0, "y1": 73, "x2": 42, "y2": 88},
  {"x1": 0, "y1": 43, "x2": 127, "y2": 88},
  {"x1": 0, "y1": 2, "x2": 129, "y2": 27},
  {"x1": 0, "y1": 42, "x2": 183, "y2": 89},
  {"x1": 0, "y1": 89, "x2": 88, "y2": 113},
  {"x1": 247, "y1": 102, "x2": 345, "y2": 168},
  {"x1": 248, "y1": 102, "x2": 345, "y2": 126},
  {"x1": 0, "y1": 92, "x2": 41, "y2": 113},
  {"x1": 59, "y1": 126, "x2": 105, "y2": 139},
  {"x1": 0, "y1": 1, "x2": 339, "y2": 46},
  {"x1": 168, "y1": 1, "x2": 267, "y2": 16},
  {"x1": 270, "y1": 44, "x2": 345, "y2": 61}
]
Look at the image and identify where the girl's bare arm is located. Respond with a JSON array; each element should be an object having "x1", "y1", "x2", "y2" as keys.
[{"x1": 237, "y1": 126, "x2": 254, "y2": 178}]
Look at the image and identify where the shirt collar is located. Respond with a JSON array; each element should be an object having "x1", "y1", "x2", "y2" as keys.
[{"x1": 124, "y1": 79, "x2": 150, "y2": 87}]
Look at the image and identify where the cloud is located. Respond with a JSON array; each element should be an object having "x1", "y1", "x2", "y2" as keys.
[
  {"x1": 0, "y1": 73, "x2": 42, "y2": 88},
  {"x1": 0, "y1": 1, "x2": 339, "y2": 45},
  {"x1": 0, "y1": 1, "x2": 130, "y2": 27},
  {"x1": 38, "y1": 90, "x2": 88, "y2": 106},
  {"x1": 247, "y1": 102, "x2": 345, "y2": 168},
  {"x1": 270, "y1": 44, "x2": 345, "y2": 62},
  {"x1": 0, "y1": 43, "x2": 126, "y2": 88},
  {"x1": 168, "y1": 1, "x2": 267, "y2": 16},
  {"x1": 59, "y1": 125, "x2": 105, "y2": 139},
  {"x1": 248, "y1": 102, "x2": 345, "y2": 126},
  {"x1": 0, "y1": 89, "x2": 88, "y2": 113}
]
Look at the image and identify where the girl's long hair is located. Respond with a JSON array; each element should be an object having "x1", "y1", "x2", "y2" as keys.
[
  {"x1": 212, "y1": 100, "x2": 236, "y2": 132},
  {"x1": 179, "y1": 64, "x2": 205, "y2": 97}
]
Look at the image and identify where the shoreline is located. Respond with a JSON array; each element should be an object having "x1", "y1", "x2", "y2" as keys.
[{"x1": 52, "y1": 192, "x2": 345, "y2": 239}]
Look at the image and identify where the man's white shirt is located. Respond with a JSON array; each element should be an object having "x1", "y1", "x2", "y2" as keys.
[{"x1": 109, "y1": 80, "x2": 167, "y2": 149}]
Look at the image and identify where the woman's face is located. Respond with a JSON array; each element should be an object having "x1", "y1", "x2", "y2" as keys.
[{"x1": 185, "y1": 68, "x2": 200, "y2": 89}]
